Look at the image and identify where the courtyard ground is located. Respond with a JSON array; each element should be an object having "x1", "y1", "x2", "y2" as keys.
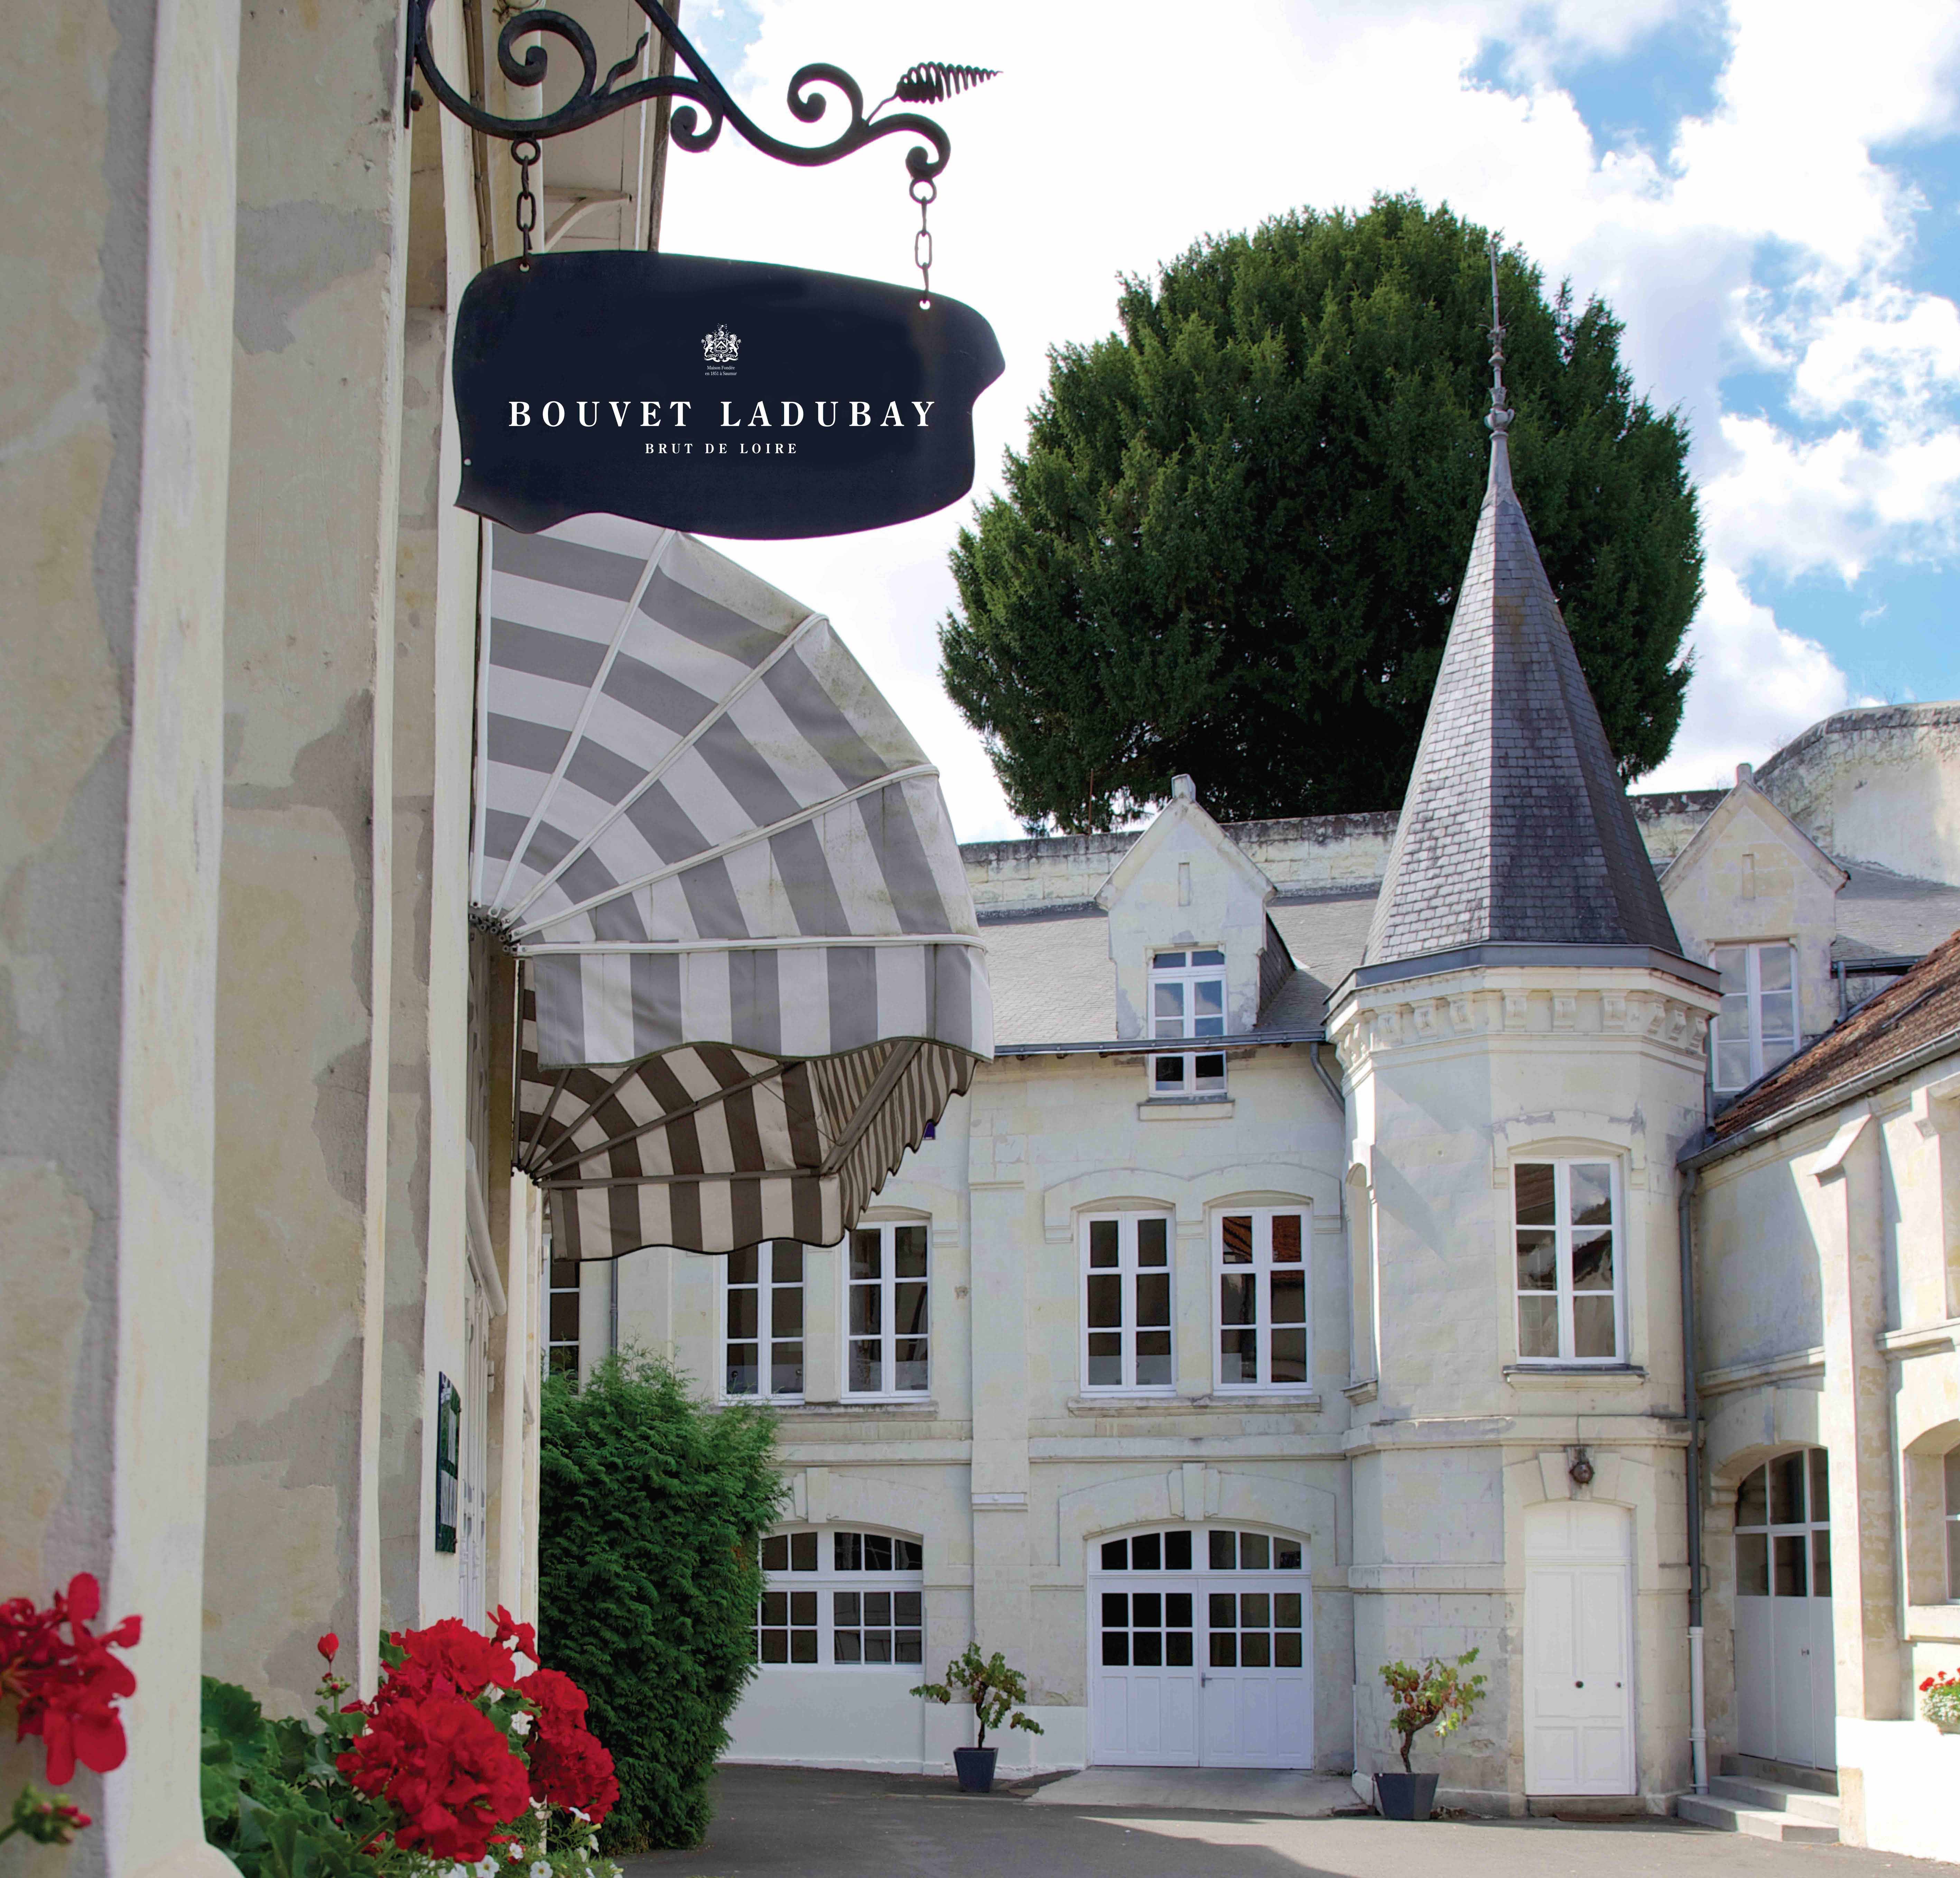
[{"x1": 624, "y1": 1766, "x2": 1938, "y2": 1878}]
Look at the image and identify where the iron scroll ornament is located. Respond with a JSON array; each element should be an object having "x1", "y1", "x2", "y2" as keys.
[{"x1": 403, "y1": 0, "x2": 990, "y2": 186}]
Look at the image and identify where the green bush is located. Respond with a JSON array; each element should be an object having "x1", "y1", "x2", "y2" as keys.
[{"x1": 539, "y1": 1350, "x2": 783, "y2": 1851}]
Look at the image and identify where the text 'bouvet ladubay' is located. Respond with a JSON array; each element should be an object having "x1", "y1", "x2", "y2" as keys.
[{"x1": 506, "y1": 400, "x2": 937, "y2": 429}]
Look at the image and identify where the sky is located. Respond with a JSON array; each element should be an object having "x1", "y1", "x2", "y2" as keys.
[{"x1": 656, "y1": 0, "x2": 1960, "y2": 840}]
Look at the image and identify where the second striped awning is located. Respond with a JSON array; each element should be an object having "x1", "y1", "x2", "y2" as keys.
[{"x1": 475, "y1": 515, "x2": 992, "y2": 1257}]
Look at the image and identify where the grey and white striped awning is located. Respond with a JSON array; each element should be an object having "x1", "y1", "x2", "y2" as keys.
[{"x1": 475, "y1": 514, "x2": 992, "y2": 1257}]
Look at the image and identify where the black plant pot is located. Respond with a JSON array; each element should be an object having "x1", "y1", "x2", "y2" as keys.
[
  {"x1": 1374, "y1": 1771, "x2": 1440, "y2": 1820},
  {"x1": 954, "y1": 1746, "x2": 998, "y2": 1793}
]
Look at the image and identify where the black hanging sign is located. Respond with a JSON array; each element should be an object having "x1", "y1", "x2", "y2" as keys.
[{"x1": 452, "y1": 251, "x2": 1004, "y2": 538}]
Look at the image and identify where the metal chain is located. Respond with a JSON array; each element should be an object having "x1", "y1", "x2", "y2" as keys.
[
  {"x1": 514, "y1": 136, "x2": 540, "y2": 270},
  {"x1": 910, "y1": 177, "x2": 936, "y2": 306}
]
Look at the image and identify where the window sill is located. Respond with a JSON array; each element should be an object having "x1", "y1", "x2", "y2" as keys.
[
  {"x1": 1502, "y1": 1363, "x2": 1648, "y2": 1390},
  {"x1": 1137, "y1": 1097, "x2": 1235, "y2": 1121},
  {"x1": 1065, "y1": 1392, "x2": 1186, "y2": 1415},
  {"x1": 1063, "y1": 1391, "x2": 1320, "y2": 1414},
  {"x1": 1906, "y1": 1606, "x2": 1960, "y2": 1642},
  {"x1": 774, "y1": 1399, "x2": 943, "y2": 1418}
]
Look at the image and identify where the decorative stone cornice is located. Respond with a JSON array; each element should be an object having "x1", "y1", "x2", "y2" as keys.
[{"x1": 1328, "y1": 962, "x2": 1715, "y2": 1073}]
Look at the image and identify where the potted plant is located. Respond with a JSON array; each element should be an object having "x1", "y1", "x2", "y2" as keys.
[
  {"x1": 1921, "y1": 1669, "x2": 1960, "y2": 1734},
  {"x1": 911, "y1": 1643, "x2": 1045, "y2": 1792},
  {"x1": 1375, "y1": 1648, "x2": 1485, "y2": 1820}
]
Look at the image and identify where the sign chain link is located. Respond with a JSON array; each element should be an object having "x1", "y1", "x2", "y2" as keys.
[
  {"x1": 910, "y1": 178, "x2": 936, "y2": 307},
  {"x1": 514, "y1": 136, "x2": 541, "y2": 271}
]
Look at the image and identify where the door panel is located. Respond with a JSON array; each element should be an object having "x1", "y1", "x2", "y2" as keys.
[
  {"x1": 1525, "y1": 1560, "x2": 1633, "y2": 1794},
  {"x1": 1736, "y1": 1598, "x2": 1774, "y2": 1758}
]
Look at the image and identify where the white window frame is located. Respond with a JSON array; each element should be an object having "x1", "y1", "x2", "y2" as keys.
[
  {"x1": 844, "y1": 1220, "x2": 931, "y2": 1400},
  {"x1": 1946, "y1": 1450, "x2": 1960, "y2": 1603},
  {"x1": 1212, "y1": 1206, "x2": 1311, "y2": 1393},
  {"x1": 723, "y1": 1239, "x2": 805, "y2": 1403},
  {"x1": 1709, "y1": 941, "x2": 1798, "y2": 1093},
  {"x1": 1148, "y1": 949, "x2": 1228, "y2": 1099},
  {"x1": 754, "y1": 1526, "x2": 926, "y2": 1670},
  {"x1": 545, "y1": 1255, "x2": 581, "y2": 1378},
  {"x1": 1512, "y1": 1158, "x2": 1625, "y2": 1366},
  {"x1": 1080, "y1": 1211, "x2": 1176, "y2": 1395}
]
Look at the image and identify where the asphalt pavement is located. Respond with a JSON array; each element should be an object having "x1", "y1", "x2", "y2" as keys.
[{"x1": 623, "y1": 1765, "x2": 1929, "y2": 1878}]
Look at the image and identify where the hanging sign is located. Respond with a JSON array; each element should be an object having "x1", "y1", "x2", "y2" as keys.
[{"x1": 452, "y1": 251, "x2": 1004, "y2": 538}]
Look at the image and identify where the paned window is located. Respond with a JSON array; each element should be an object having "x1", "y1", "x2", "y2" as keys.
[
  {"x1": 1514, "y1": 1160, "x2": 1622, "y2": 1364},
  {"x1": 846, "y1": 1222, "x2": 930, "y2": 1396},
  {"x1": 754, "y1": 1527, "x2": 924, "y2": 1667},
  {"x1": 1082, "y1": 1212, "x2": 1173, "y2": 1391},
  {"x1": 546, "y1": 1259, "x2": 581, "y2": 1377},
  {"x1": 1094, "y1": 1527, "x2": 1307, "y2": 1672},
  {"x1": 1215, "y1": 1209, "x2": 1309, "y2": 1390},
  {"x1": 725, "y1": 1240, "x2": 804, "y2": 1400},
  {"x1": 1711, "y1": 942, "x2": 1798, "y2": 1092},
  {"x1": 1946, "y1": 1450, "x2": 1960, "y2": 1601},
  {"x1": 1735, "y1": 1449, "x2": 1830, "y2": 1600},
  {"x1": 1150, "y1": 949, "x2": 1227, "y2": 1098}
]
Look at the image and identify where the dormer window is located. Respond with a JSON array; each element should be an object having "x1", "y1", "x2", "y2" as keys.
[
  {"x1": 1150, "y1": 949, "x2": 1227, "y2": 1097},
  {"x1": 1710, "y1": 942, "x2": 1798, "y2": 1093}
]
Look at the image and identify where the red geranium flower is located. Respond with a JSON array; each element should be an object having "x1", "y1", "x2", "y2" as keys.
[
  {"x1": 490, "y1": 1607, "x2": 537, "y2": 1665},
  {"x1": 338, "y1": 1691, "x2": 531, "y2": 1859},
  {"x1": 378, "y1": 1619, "x2": 517, "y2": 1706},
  {"x1": 0, "y1": 1574, "x2": 140, "y2": 1786},
  {"x1": 318, "y1": 1633, "x2": 340, "y2": 1664},
  {"x1": 516, "y1": 1667, "x2": 616, "y2": 1820}
]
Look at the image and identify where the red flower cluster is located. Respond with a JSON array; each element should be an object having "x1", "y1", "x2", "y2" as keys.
[
  {"x1": 333, "y1": 1609, "x2": 616, "y2": 1856},
  {"x1": 516, "y1": 1666, "x2": 618, "y2": 1819},
  {"x1": 381, "y1": 1618, "x2": 518, "y2": 1703},
  {"x1": 338, "y1": 1692, "x2": 530, "y2": 1859},
  {"x1": 1920, "y1": 1671, "x2": 1958, "y2": 1691},
  {"x1": 0, "y1": 1574, "x2": 140, "y2": 1785}
]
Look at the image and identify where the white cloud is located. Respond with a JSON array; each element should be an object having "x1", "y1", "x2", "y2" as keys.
[
  {"x1": 655, "y1": 0, "x2": 1960, "y2": 838},
  {"x1": 1643, "y1": 568, "x2": 1851, "y2": 791}
]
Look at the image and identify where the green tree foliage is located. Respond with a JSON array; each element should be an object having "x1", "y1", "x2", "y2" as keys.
[
  {"x1": 940, "y1": 195, "x2": 1702, "y2": 830},
  {"x1": 538, "y1": 1351, "x2": 783, "y2": 1852}
]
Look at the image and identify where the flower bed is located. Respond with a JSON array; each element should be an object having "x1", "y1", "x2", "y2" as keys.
[{"x1": 202, "y1": 1609, "x2": 621, "y2": 1875}]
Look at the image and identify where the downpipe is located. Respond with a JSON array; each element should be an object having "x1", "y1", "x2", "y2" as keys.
[{"x1": 1679, "y1": 1164, "x2": 1708, "y2": 1795}]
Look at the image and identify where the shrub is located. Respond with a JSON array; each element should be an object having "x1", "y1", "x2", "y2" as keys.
[
  {"x1": 1379, "y1": 1648, "x2": 1485, "y2": 1772},
  {"x1": 911, "y1": 1645, "x2": 1045, "y2": 1751},
  {"x1": 538, "y1": 1350, "x2": 784, "y2": 1851}
]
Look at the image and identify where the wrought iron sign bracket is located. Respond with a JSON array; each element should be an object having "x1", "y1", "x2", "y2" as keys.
[{"x1": 403, "y1": 0, "x2": 993, "y2": 188}]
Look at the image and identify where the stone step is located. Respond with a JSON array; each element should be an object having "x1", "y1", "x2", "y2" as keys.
[
  {"x1": 1678, "y1": 1792, "x2": 1838, "y2": 1843},
  {"x1": 1721, "y1": 1753, "x2": 1839, "y2": 1796},
  {"x1": 1707, "y1": 1774, "x2": 1842, "y2": 1825}
]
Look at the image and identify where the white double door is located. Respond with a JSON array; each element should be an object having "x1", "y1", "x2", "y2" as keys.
[
  {"x1": 1737, "y1": 1595, "x2": 1834, "y2": 1768},
  {"x1": 1089, "y1": 1567, "x2": 1312, "y2": 1767},
  {"x1": 1524, "y1": 1502, "x2": 1635, "y2": 1795}
]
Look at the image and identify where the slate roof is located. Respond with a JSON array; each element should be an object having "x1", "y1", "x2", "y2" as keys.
[
  {"x1": 1363, "y1": 438, "x2": 1683, "y2": 968},
  {"x1": 1831, "y1": 863, "x2": 1960, "y2": 963},
  {"x1": 1709, "y1": 926, "x2": 1960, "y2": 1141}
]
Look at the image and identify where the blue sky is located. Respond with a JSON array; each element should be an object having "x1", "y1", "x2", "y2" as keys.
[{"x1": 661, "y1": 0, "x2": 1960, "y2": 835}]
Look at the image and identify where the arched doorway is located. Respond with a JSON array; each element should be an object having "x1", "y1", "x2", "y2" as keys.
[
  {"x1": 1087, "y1": 1525, "x2": 1312, "y2": 1768},
  {"x1": 1734, "y1": 1448, "x2": 1836, "y2": 1768}
]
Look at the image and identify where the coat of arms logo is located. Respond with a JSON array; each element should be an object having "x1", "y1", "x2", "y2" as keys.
[{"x1": 702, "y1": 324, "x2": 740, "y2": 371}]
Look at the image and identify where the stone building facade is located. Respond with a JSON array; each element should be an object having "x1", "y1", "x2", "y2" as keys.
[{"x1": 595, "y1": 442, "x2": 1960, "y2": 1842}]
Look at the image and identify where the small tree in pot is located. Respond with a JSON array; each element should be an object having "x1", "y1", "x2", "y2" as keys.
[
  {"x1": 1376, "y1": 1648, "x2": 1485, "y2": 1820},
  {"x1": 911, "y1": 1644, "x2": 1044, "y2": 1793}
]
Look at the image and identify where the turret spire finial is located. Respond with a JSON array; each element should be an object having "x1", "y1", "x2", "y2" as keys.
[
  {"x1": 1486, "y1": 239, "x2": 1512, "y2": 437},
  {"x1": 1485, "y1": 237, "x2": 1514, "y2": 495}
]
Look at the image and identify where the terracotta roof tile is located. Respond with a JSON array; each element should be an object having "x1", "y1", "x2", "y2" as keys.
[{"x1": 1712, "y1": 925, "x2": 1960, "y2": 1138}]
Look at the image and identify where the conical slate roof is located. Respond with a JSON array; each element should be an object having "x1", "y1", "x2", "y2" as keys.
[{"x1": 1363, "y1": 432, "x2": 1683, "y2": 969}]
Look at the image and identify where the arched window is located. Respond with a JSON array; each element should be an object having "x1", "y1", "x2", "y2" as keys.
[{"x1": 754, "y1": 1527, "x2": 924, "y2": 1669}]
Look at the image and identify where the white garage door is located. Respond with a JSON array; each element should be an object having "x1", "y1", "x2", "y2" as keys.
[{"x1": 1089, "y1": 1526, "x2": 1312, "y2": 1768}]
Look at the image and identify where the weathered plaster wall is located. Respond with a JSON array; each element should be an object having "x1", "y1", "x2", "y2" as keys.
[
  {"x1": 0, "y1": 0, "x2": 238, "y2": 1868},
  {"x1": 205, "y1": 0, "x2": 410, "y2": 1711},
  {"x1": 1756, "y1": 704, "x2": 1960, "y2": 887}
]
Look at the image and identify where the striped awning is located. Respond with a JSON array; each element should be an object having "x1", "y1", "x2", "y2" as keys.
[{"x1": 474, "y1": 515, "x2": 992, "y2": 1258}]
